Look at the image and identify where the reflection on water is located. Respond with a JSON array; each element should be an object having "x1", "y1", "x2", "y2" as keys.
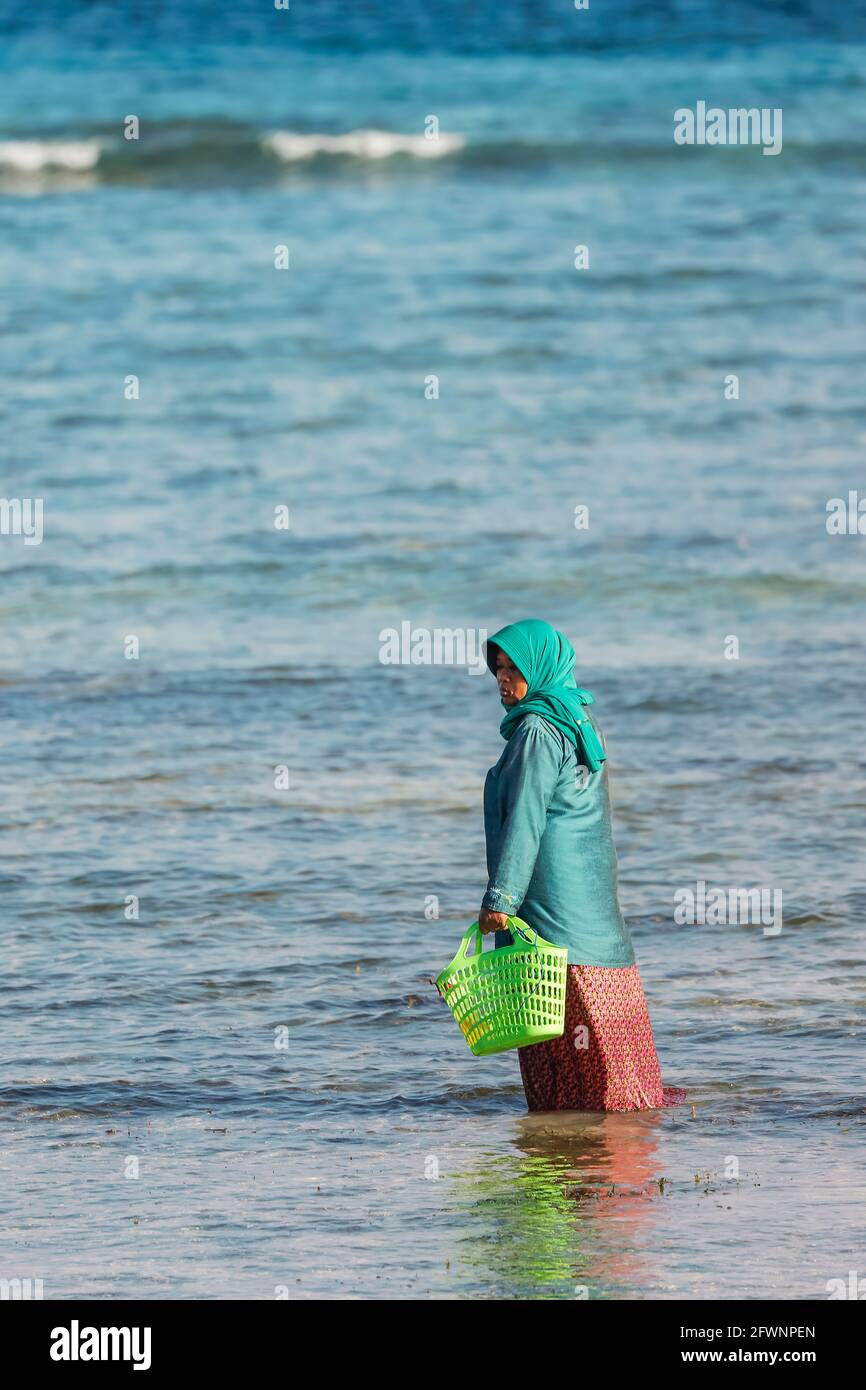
[{"x1": 447, "y1": 1109, "x2": 674, "y2": 1297}]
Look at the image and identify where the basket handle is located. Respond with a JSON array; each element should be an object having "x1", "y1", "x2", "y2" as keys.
[
  {"x1": 452, "y1": 916, "x2": 535, "y2": 964},
  {"x1": 451, "y1": 922, "x2": 483, "y2": 963},
  {"x1": 505, "y1": 916, "x2": 538, "y2": 947},
  {"x1": 436, "y1": 916, "x2": 540, "y2": 997}
]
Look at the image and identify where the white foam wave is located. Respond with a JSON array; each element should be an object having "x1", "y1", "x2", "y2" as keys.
[
  {"x1": 0, "y1": 140, "x2": 102, "y2": 172},
  {"x1": 263, "y1": 129, "x2": 465, "y2": 162}
]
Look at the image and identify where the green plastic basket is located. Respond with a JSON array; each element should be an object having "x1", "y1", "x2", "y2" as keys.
[{"x1": 436, "y1": 917, "x2": 568, "y2": 1056}]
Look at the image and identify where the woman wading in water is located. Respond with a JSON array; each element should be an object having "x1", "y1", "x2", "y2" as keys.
[{"x1": 480, "y1": 618, "x2": 685, "y2": 1113}]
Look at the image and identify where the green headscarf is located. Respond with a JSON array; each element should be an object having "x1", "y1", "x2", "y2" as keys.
[{"x1": 484, "y1": 618, "x2": 606, "y2": 771}]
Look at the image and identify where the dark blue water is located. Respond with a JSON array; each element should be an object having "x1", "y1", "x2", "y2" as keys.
[{"x1": 1, "y1": 0, "x2": 864, "y2": 1298}]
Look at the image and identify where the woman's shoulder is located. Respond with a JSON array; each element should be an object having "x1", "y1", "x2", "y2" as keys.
[{"x1": 514, "y1": 712, "x2": 571, "y2": 754}]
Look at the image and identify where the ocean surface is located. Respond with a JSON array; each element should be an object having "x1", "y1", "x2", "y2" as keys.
[{"x1": 1, "y1": 0, "x2": 865, "y2": 1299}]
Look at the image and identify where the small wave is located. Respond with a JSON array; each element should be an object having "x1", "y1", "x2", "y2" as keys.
[
  {"x1": 0, "y1": 125, "x2": 862, "y2": 191},
  {"x1": 0, "y1": 139, "x2": 102, "y2": 172},
  {"x1": 263, "y1": 128, "x2": 465, "y2": 161}
]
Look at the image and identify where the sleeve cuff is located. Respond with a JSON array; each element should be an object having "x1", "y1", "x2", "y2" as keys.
[{"x1": 482, "y1": 885, "x2": 520, "y2": 914}]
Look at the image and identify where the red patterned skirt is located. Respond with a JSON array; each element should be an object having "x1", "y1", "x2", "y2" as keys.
[{"x1": 518, "y1": 963, "x2": 686, "y2": 1113}]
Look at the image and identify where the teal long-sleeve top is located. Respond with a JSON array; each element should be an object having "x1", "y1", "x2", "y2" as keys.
[{"x1": 482, "y1": 711, "x2": 635, "y2": 967}]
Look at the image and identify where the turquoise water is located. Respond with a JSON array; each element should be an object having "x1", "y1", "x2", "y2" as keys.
[{"x1": 1, "y1": 1, "x2": 864, "y2": 1299}]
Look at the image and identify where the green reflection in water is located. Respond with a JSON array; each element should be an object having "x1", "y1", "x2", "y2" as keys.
[{"x1": 444, "y1": 1109, "x2": 666, "y2": 1298}]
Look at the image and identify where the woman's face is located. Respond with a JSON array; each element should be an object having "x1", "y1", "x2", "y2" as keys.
[{"x1": 495, "y1": 650, "x2": 528, "y2": 706}]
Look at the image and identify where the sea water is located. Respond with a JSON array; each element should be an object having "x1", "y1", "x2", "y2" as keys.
[{"x1": 0, "y1": 0, "x2": 864, "y2": 1299}]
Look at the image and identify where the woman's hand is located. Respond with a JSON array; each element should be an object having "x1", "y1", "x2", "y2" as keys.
[{"x1": 479, "y1": 907, "x2": 510, "y2": 935}]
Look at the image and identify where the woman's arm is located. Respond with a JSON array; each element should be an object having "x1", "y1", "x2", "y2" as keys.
[{"x1": 480, "y1": 719, "x2": 562, "y2": 930}]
